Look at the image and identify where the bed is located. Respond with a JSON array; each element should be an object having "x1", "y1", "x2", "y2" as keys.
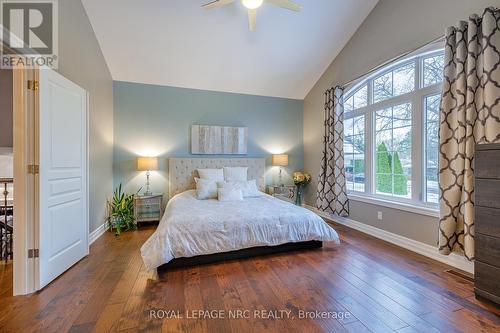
[{"x1": 140, "y1": 158, "x2": 340, "y2": 270}]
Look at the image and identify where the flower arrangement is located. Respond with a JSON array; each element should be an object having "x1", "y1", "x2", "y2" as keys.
[{"x1": 293, "y1": 171, "x2": 311, "y2": 206}]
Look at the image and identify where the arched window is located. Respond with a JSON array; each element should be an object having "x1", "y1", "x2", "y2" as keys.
[{"x1": 343, "y1": 45, "x2": 444, "y2": 206}]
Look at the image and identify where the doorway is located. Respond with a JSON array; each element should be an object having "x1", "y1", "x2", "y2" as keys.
[
  {"x1": 0, "y1": 68, "x2": 14, "y2": 296},
  {"x1": 0, "y1": 45, "x2": 90, "y2": 295}
]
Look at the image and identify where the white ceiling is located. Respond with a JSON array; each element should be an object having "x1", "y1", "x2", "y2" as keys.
[{"x1": 81, "y1": 0, "x2": 378, "y2": 99}]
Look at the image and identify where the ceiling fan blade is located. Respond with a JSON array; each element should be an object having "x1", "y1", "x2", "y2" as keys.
[
  {"x1": 248, "y1": 9, "x2": 257, "y2": 31},
  {"x1": 266, "y1": 0, "x2": 302, "y2": 11},
  {"x1": 202, "y1": 0, "x2": 235, "y2": 9}
]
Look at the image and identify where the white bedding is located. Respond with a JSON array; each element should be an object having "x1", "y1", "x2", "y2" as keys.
[{"x1": 140, "y1": 190, "x2": 340, "y2": 270}]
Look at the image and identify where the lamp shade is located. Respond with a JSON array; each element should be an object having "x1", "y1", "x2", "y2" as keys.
[
  {"x1": 137, "y1": 157, "x2": 158, "y2": 171},
  {"x1": 272, "y1": 154, "x2": 289, "y2": 167}
]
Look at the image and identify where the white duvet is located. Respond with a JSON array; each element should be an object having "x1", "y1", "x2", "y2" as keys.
[{"x1": 140, "y1": 190, "x2": 340, "y2": 270}]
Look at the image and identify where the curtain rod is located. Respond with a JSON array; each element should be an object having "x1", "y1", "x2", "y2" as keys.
[{"x1": 339, "y1": 35, "x2": 446, "y2": 89}]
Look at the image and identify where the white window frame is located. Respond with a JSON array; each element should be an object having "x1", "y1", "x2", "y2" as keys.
[{"x1": 343, "y1": 46, "x2": 444, "y2": 213}]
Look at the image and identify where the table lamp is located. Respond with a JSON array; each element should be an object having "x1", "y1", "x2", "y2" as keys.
[
  {"x1": 137, "y1": 157, "x2": 158, "y2": 196},
  {"x1": 272, "y1": 154, "x2": 288, "y2": 186}
]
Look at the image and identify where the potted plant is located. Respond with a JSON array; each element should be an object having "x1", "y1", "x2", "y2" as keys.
[
  {"x1": 293, "y1": 171, "x2": 311, "y2": 206},
  {"x1": 106, "y1": 184, "x2": 138, "y2": 236}
]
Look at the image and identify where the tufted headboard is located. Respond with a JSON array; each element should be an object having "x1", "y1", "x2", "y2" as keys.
[{"x1": 168, "y1": 157, "x2": 266, "y2": 199}]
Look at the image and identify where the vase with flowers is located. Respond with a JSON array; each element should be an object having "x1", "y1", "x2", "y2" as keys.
[{"x1": 293, "y1": 171, "x2": 311, "y2": 206}]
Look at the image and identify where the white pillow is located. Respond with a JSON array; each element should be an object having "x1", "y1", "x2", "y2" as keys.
[
  {"x1": 218, "y1": 179, "x2": 261, "y2": 198},
  {"x1": 197, "y1": 168, "x2": 224, "y2": 181},
  {"x1": 217, "y1": 188, "x2": 243, "y2": 202},
  {"x1": 223, "y1": 167, "x2": 248, "y2": 181},
  {"x1": 194, "y1": 178, "x2": 218, "y2": 199}
]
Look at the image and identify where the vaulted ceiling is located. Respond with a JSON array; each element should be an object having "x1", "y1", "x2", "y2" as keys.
[{"x1": 81, "y1": 0, "x2": 378, "y2": 99}]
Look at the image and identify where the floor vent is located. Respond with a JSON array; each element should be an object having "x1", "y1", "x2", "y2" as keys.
[{"x1": 445, "y1": 269, "x2": 474, "y2": 282}]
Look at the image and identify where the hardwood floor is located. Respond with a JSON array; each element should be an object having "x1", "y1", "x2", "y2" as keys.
[{"x1": 1, "y1": 221, "x2": 499, "y2": 333}]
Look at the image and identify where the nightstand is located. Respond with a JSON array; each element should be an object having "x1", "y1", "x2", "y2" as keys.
[
  {"x1": 267, "y1": 185, "x2": 296, "y2": 203},
  {"x1": 134, "y1": 194, "x2": 163, "y2": 223}
]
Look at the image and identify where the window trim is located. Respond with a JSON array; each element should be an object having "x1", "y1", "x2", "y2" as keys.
[
  {"x1": 347, "y1": 193, "x2": 440, "y2": 218},
  {"x1": 343, "y1": 47, "x2": 444, "y2": 209}
]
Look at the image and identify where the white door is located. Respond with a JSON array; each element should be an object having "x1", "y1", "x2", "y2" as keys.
[{"x1": 38, "y1": 68, "x2": 88, "y2": 288}]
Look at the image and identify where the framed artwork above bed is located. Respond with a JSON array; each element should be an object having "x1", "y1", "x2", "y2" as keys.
[{"x1": 191, "y1": 125, "x2": 248, "y2": 155}]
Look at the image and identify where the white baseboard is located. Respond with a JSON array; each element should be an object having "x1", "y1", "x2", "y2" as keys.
[
  {"x1": 306, "y1": 205, "x2": 474, "y2": 274},
  {"x1": 89, "y1": 223, "x2": 107, "y2": 245}
]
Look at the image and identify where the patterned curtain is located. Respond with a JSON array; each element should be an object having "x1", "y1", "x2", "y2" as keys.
[
  {"x1": 316, "y1": 86, "x2": 349, "y2": 216},
  {"x1": 439, "y1": 7, "x2": 500, "y2": 259}
]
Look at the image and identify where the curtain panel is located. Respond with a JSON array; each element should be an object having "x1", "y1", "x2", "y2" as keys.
[
  {"x1": 439, "y1": 7, "x2": 500, "y2": 259},
  {"x1": 316, "y1": 86, "x2": 349, "y2": 216}
]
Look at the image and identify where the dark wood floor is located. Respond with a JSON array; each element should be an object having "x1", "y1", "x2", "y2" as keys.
[{"x1": 1, "y1": 221, "x2": 499, "y2": 333}]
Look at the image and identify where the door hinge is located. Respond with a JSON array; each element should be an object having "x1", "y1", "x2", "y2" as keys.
[
  {"x1": 27, "y1": 80, "x2": 39, "y2": 91},
  {"x1": 27, "y1": 164, "x2": 39, "y2": 174},
  {"x1": 28, "y1": 249, "x2": 39, "y2": 258}
]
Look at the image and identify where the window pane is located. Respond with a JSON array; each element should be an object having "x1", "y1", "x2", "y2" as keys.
[
  {"x1": 376, "y1": 173, "x2": 392, "y2": 194},
  {"x1": 353, "y1": 85, "x2": 368, "y2": 109},
  {"x1": 393, "y1": 126, "x2": 411, "y2": 152},
  {"x1": 376, "y1": 151, "x2": 391, "y2": 174},
  {"x1": 425, "y1": 94, "x2": 440, "y2": 122},
  {"x1": 393, "y1": 174, "x2": 409, "y2": 197},
  {"x1": 344, "y1": 115, "x2": 365, "y2": 192},
  {"x1": 345, "y1": 157, "x2": 354, "y2": 191},
  {"x1": 424, "y1": 54, "x2": 445, "y2": 87},
  {"x1": 374, "y1": 72, "x2": 393, "y2": 103},
  {"x1": 354, "y1": 157, "x2": 365, "y2": 174},
  {"x1": 344, "y1": 96, "x2": 354, "y2": 113},
  {"x1": 344, "y1": 136, "x2": 354, "y2": 152},
  {"x1": 353, "y1": 115, "x2": 365, "y2": 135},
  {"x1": 376, "y1": 130, "x2": 392, "y2": 151},
  {"x1": 426, "y1": 124, "x2": 438, "y2": 147},
  {"x1": 344, "y1": 117, "x2": 353, "y2": 137},
  {"x1": 350, "y1": 134, "x2": 365, "y2": 153},
  {"x1": 426, "y1": 144, "x2": 439, "y2": 203},
  {"x1": 374, "y1": 104, "x2": 412, "y2": 198},
  {"x1": 393, "y1": 103, "x2": 412, "y2": 128},
  {"x1": 353, "y1": 157, "x2": 365, "y2": 192},
  {"x1": 376, "y1": 107, "x2": 392, "y2": 131},
  {"x1": 425, "y1": 94, "x2": 441, "y2": 203},
  {"x1": 393, "y1": 63, "x2": 415, "y2": 96},
  {"x1": 393, "y1": 149, "x2": 411, "y2": 198}
]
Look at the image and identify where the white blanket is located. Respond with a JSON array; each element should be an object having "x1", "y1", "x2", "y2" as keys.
[{"x1": 140, "y1": 190, "x2": 340, "y2": 270}]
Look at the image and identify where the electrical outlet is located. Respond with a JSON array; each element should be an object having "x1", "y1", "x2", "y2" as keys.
[{"x1": 377, "y1": 211, "x2": 383, "y2": 220}]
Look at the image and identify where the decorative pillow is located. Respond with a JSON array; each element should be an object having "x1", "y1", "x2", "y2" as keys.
[
  {"x1": 243, "y1": 179, "x2": 261, "y2": 197},
  {"x1": 194, "y1": 178, "x2": 218, "y2": 199},
  {"x1": 223, "y1": 167, "x2": 248, "y2": 182},
  {"x1": 217, "y1": 188, "x2": 243, "y2": 202},
  {"x1": 197, "y1": 168, "x2": 224, "y2": 181},
  {"x1": 218, "y1": 179, "x2": 261, "y2": 197}
]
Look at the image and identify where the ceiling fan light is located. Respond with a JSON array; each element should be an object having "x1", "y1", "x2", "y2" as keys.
[{"x1": 242, "y1": 0, "x2": 263, "y2": 9}]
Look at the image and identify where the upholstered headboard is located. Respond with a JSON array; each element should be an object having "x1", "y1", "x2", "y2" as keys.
[{"x1": 168, "y1": 157, "x2": 266, "y2": 199}]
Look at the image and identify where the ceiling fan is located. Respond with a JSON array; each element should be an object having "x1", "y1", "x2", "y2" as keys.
[{"x1": 202, "y1": 0, "x2": 302, "y2": 31}]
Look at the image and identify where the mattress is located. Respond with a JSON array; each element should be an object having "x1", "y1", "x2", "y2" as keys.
[{"x1": 140, "y1": 190, "x2": 340, "y2": 270}]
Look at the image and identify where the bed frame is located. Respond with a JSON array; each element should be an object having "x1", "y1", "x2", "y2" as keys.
[
  {"x1": 159, "y1": 241, "x2": 322, "y2": 270},
  {"x1": 162, "y1": 157, "x2": 323, "y2": 270}
]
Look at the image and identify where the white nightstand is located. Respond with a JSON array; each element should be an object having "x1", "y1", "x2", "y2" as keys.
[
  {"x1": 134, "y1": 194, "x2": 163, "y2": 223},
  {"x1": 267, "y1": 185, "x2": 296, "y2": 203}
]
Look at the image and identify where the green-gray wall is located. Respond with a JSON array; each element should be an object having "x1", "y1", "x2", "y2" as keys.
[
  {"x1": 58, "y1": 0, "x2": 114, "y2": 233},
  {"x1": 303, "y1": 0, "x2": 496, "y2": 246},
  {"x1": 113, "y1": 81, "x2": 304, "y2": 199}
]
